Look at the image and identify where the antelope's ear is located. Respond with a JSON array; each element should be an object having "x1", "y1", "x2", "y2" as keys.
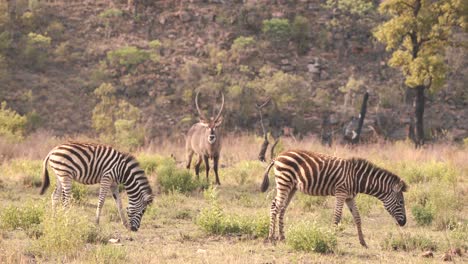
[
  {"x1": 214, "y1": 116, "x2": 223, "y2": 127},
  {"x1": 199, "y1": 119, "x2": 209, "y2": 127},
  {"x1": 393, "y1": 180, "x2": 408, "y2": 192}
]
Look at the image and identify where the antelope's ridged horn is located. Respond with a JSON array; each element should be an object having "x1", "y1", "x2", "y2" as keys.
[
  {"x1": 195, "y1": 91, "x2": 208, "y2": 121},
  {"x1": 214, "y1": 93, "x2": 224, "y2": 122}
]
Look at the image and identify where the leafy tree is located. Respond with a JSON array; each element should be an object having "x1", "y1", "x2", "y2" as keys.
[
  {"x1": 92, "y1": 83, "x2": 144, "y2": 149},
  {"x1": 262, "y1": 18, "x2": 291, "y2": 47},
  {"x1": 0, "y1": 101, "x2": 27, "y2": 142},
  {"x1": 374, "y1": 0, "x2": 466, "y2": 146},
  {"x1": 323, "y1": 0, "x2": 376, "y2": 57}
]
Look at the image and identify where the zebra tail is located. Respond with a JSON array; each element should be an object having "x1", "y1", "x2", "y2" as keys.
[
  {"x1": 39, "y1": 155, "x2": 50, "y2": 195},
  {"x1": 260, "y1": 160, "x2": 275, "y2": 192}
]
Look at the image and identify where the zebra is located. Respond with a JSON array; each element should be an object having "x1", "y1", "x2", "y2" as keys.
[
  {"x1": 260, "y1": 149, "x2": 408, "y2": 247},
  {"x1": 39, "y1": 142, "x2": 153, "y2": 231}
]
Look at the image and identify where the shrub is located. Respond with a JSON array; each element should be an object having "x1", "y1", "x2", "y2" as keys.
[
  {"x1": 382, "y1": 232, "x2": 438, "y2": 251},
  {"x1": 411, "y1": 204, "x2": 434, "y2": 226},
  {"x1": 30, "y1": 208, "x2": 98, "y2": 258},
  {"x1": 71, "y1": 182, "x2": 89, "y2": 204},
  {"x1": 197, "y1": 187, "x2": 269, "y2": 238},
  {"x1": 23, "y1": 32, "x2": 51, "y2": 69},
  {"x1": 262, "y1": 18, "x2": 291, "y2": 46},
  {"x1": 46, "y1": 21, "x2": 65, "y2": 40},
  {"x1": 0, "y1": 203, "x2": 44, "y2": 231},
  {"x1": 107, "y1": 46, "x2": 149, "y2": 68},
  {"x1": 291, "y1": 15, "x2": 310, "y2": 54},
  {"x1": 157, "y1": 162, "x2": 205, "y2": 194},
  {"x1": 0, "y1": 102, "x2": 27, "y2": 142},
  {"x1": 99, "y1": 8, "x2": 123, "y2": 19},
  {"x1": 286, "y1": 221, "x2": 337, "y2": 253}
]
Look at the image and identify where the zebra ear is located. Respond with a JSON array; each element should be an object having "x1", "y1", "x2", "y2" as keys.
[{"x1": 393, "y1": 180, "x2": 408, "y2": 192}]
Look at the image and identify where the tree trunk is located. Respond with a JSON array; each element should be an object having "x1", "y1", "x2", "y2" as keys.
[
  {"x1": 352, "y1": 92, "x2": 369, "y2": 144},
  {"x1": 7, "y1": 0, "x2": 16, "y2": 21},
  {"x1": 414, "y1": 85, "x2": 425, "y2": 147}
]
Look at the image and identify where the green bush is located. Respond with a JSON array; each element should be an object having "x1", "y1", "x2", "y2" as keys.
[
  {"x1": 0, "y1": 102, "x2": 27, "y2": 142},
  {"x1": 107, "y1": 46, "x2": 149, "y2": 68},
  {"x1": 382, "y1": 232, "x2": 438, "y2": 251},
  {"x1": 197, "y1": 187, "x2": 269, "y2": 238},
  {"x1": 411, "y1": 204, "x2": 434, "y2": 226},
  {"x1": 0, "y1": 203, "x2": 44, "y2": 231},
  {"x1": 99, "y1": 8, "x2": 123, "y2": 19},
  {"x1": 71, "y1": 182, "x2": 89, "y2": 204},
  {"x1": 23, "y1": 32, "x2": 51, "y2": 69},
  {"x1": 286, "y1": 221, "x2": 337, "y2": 253},
  {"x1": 46, "y1": 21, "x2": 65, "y2": 40},
  {"x1": 30, "y1": 208, "x2": 99, "y2": 258},
  {"x1": 291, "y1": 15, "x2": 310, "y2": 54},
  {"x1": 262, "y1": 18, "x2": 291, "y2": 46},
  {"x1": 157, "y1": 162, "x2": 205, "y2": 194}
]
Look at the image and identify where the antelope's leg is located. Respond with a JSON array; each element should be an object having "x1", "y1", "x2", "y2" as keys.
[
  {"x1": 111, "y1": 182, "x2": 128, "y2": 229},
  {"x1": 213, "y1": 155, "x2": 221, "y2": 185},
  {"x1": 278, "y1": 187, "x2": 297, "y2": 240},
  {"x1": 96, "y1": 176, "x2": 111, "y2": 225},
  {"x1": 333, "y1": 194, "x2": 347, "y2": 225},
  {"x1": 203, "y1": 155, "x2": 210, "y2": 182},
  {"x1": 346, "y1": 198, "x2": 368, "y2": 248},
  {"x1": 186, "y1": 149, "x2": 194, "y2": 169},
  {"x1": 194, "y1": 155, "x2": 203, "y2": 179},
  {"x1": 61, "y1": 177, "x2": 73, "y2": 208}
]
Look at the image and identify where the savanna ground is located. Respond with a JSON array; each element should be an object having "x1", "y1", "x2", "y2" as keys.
[{"x1": 0, "y1": 133, "x2": 467, "y2": 263}]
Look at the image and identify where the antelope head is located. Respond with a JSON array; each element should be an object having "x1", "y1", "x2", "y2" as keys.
[{"x1": 195, "y1": 92, "x2": 225, "y2": 145}]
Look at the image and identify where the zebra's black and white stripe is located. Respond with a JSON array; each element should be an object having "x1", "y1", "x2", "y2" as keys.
[
  {"x1": 39, "y1": 142, "x2": 153, "y2": 231},
  {"x1": 261, "y1": 150, "x2": 407, "y2": 247}
]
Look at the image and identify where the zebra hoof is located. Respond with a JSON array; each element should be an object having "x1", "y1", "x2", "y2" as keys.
[{"x1": 278, "y1": 235, "x2": 285, "y2": 241}]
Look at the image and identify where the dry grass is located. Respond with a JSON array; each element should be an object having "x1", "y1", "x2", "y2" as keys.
[{"x1": 0, "y1": 133, "x2": 467, "y2": 263}]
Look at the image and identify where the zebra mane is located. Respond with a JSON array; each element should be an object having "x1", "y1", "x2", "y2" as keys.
[{"x1": 350, "y1": 157, "x2": 407, "y2": 191}]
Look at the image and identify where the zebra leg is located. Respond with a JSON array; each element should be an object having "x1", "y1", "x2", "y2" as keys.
[
  {"x1": 333, "y1": 195, "x2": 346, "y2": 225},
  {"x1": 213, "y1": 155, "x2": 221, "y2": 185},
  {"x1": 278, "y1": 187, "x2": 297, "y2": 241},
  {"x1": 346, "y1": 198, "x2": 368, "y2": 248},
  {"x1": 61, "y1": 177, "x2": 73, "y2": 208},
  {"x1": 111, "y1": 183, "x2": 128, "y2": 229},
  {"x1": 194, "y1": 155, "x2": 203, "y2": 179},
  {"x1": 267, "y1": 198, "x2": 278, "y2": 242},
  {"x1": 203, "y1": 155, "x2": 210, "y2": 183},
  {"x1": 51, "y1": 176, "x2": 62, "y2": 209},
  {"x1": 96, "y1": 177, "x2": 112, "y2": 225}
]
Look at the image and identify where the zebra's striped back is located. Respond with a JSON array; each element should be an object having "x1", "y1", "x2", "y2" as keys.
[
  {"x1": 40, "y1": 142, "x2": 153, "y2": 231},
  {"x1": 273, "y1": 150, "x2": 350, "y2": 196}
]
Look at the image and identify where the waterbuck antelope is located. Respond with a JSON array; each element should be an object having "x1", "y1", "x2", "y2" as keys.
[{"x1": 186, "y1": 92, "x2": 224, "y2": 185}]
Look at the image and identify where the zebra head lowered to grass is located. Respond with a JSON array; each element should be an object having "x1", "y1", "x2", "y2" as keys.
[
  {"x1": 185, "y1": 92, "x2": 224, "y2": 185},
  {"x1": 260, "y1": 150, "x2": 408, "y2": 247},
  {"x1": 39, "y1": 142, "x2": 154, "y2": 231}
]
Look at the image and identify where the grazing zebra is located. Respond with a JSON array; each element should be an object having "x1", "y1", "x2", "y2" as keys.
[
  {"x1": 260, "y1": 150, "x2": 407, "y2": 247},
  {"x1": 39, "y1": 142, "x2": 153, "y2": 231}
]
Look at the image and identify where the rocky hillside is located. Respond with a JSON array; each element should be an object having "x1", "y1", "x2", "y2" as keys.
[{"x1": 0, "y1": 0, "x2": 466, "y2": 142}]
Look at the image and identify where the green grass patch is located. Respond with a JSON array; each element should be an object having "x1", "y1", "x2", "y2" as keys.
[
  {"x1": 286, "y1": 221, "x2": 337, "y2": 253},
  {"x1": 88, "y1": 245, "x2": 127, "y2": 264},
  {"x1": 396, "y1": 160, "x2": 458, "y2": 184},
  {"x1": 223, "y1": 160, "x2": 264, "y2": 186},
  {"x1": 382, "y1": 232, "x2": 438, "y2": 251},
  {"x1": 196, "y1": 187, "x2": 268, "y2": 238},
  {"x1": 30, "y1": 208, "x2": 109, "y2": 259},
  {"x1": 1, "y1": 158, "x2": 42, "y2": 186}
]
